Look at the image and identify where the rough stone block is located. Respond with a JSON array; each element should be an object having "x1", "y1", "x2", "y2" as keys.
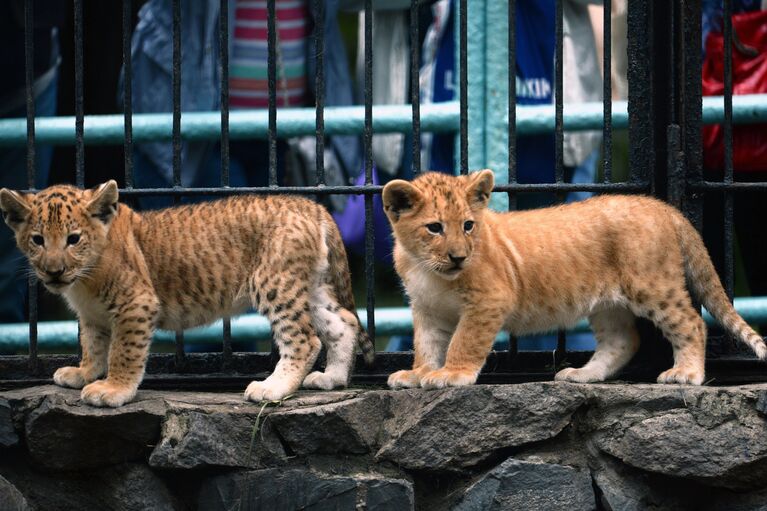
[
  {"x1": 0, "y1": 399, "x2": 18, "y2": 448},
  {"x1": 376, "y1": 384, "x2": 587, "y2": 471},
  {"x1": 453, "y1": 458, "x2": 595, "y2": 511},
  {"x1": 24, "y1": 390, "x2": 165, "y2": 470},
  {"x1": 0, "y1": 475, "x2": 29, "y2": 511},
  {"x1": 198, "y1": 468, "x2": 414, "y2": 511}
]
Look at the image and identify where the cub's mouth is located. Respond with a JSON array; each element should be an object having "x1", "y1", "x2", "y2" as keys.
[{"x1": 42, "y1": 276, "x2": 75, "y2": 291}]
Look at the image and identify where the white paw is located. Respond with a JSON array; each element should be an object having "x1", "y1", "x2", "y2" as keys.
[
  {"x1": 244, "y1": 378, "x2": 297, "y2": 402},
  {"x1": 554, "y1": 367, "x2": 605, "y2": 383},
  {"x1": 302, "y1": 371, "x2": 347, "y2": 390},
  {"x1": 53, "y1": 366, "x2": 86, "y2": 389},
  {"x1": 80, "y1": 380, "x2": 137, "y2": 408},
  {"x1": 387, "y1": 369, "x2": 422, "y2": 389},
  {"x1": 657, "y1": 367, "x2": 704, "y2": 385}
]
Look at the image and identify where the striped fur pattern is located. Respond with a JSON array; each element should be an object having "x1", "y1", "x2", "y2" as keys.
[
  {"x1": 0, "y1": 181, "x2": 373, "y2": 407},
  {"x1": 382, "y1": 170, "x2": 766, "y2": 389}
]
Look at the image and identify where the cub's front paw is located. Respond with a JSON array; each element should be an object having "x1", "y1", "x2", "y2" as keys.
[
  {"x1": 387, "y1": 369, "x2": 423, "y2": 389},
  {"x1": 53, "y1": 366, "x2": 86, "y2": 389},
  {"x1": 81, "y1": 380, "x2": 137, "y2": 408},
  {"x1": 657, "y1": 367, "x2": 704, "y2": 386},
  {"x1": 420, "y1": 367, "x2": 478, "y2": 390},
  {"x1": 244, "y1": 378, "x2": 297, "y2": 402}
]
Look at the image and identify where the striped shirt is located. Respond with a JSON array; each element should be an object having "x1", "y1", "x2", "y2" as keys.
[{"x1": 229, "y1": 0, "x2": 308, "y2": 108}]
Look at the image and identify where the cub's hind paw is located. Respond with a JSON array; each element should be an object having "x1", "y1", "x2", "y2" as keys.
[
  {"x1": 302, "y1": 371, "x2": 347, "y2": 390},
  {"x1": 244, "y1": 379, "x2": 297, "y2": 402},
  {"x1": 387, "y1": 369, "x2": 422, "y2": 389},
  {"x1": 420, "y1": 368, "x2": 478, "y2": 390},
  {"x1": 554, "y1": 367, "x2": 605, "y2": 383},
  {"x1": 80, "y1": 380, "x2": 137, "y2": 407},
  {"x1": 657, "y1": 367, "x2": 704, "y2": 385},
  {"x1": 53, "y1": 366, "x2": 86, "y2": 389}
]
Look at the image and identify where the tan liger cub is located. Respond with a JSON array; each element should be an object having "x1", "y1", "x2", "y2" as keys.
[
  {"x1": 0, "y1": 181, "x2": 373, "y2": 407},
  {"x1": 382, "y1": 170, "x2": 767, "y2": 389}
]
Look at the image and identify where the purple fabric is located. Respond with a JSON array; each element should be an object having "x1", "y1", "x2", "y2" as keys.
[{"x1": 332, "y1": 165, "x2": 394, "y2": 263}]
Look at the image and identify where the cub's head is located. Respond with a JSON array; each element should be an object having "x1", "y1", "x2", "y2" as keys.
[
  {"x1": 0, "y1": 181, "x2": 119, "y2": 293},
  {"x1": 382, "y1": 170, "x2": 494, "y2": 280}
]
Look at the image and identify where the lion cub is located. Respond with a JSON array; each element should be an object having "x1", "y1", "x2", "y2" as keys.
[
  {"x1": 382, "y1": 170, "x2": 766, "y2": 389},
  {"x1": 1, "y1": 181, "x2": 373, "y2": 407}
]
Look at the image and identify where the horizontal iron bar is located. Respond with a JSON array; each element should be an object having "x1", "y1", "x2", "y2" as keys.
[
  {"x1": 690, "y1": 181, "x2": 767, "y2": 192},
  {"x1": 1, "y1": 352, "x2": 765, "y2": 387},
  {"x1": 2, "y1": 298, "x2": 767, "y2": 351},
  {"x1": 16, "y1": 181, "x2": 652, "y2": 197},
  {"x1": 0, "y1": 95, "x2": 763, "y2": 147}
]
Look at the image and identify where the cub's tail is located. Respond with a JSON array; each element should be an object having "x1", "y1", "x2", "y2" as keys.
[
  {"x1": 674, "y1": 212, "x2": 767, "y2": 360},
  {"x1": 322, "y1": 215, "x2": 376, "y2": 366}
]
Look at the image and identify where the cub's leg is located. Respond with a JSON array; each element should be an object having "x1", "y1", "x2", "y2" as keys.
[
  {"x1": 419, "y1": 306, "x2": 505, "y2": 389},
  {"x1": 244, "y1": 269, "x2": 322, "y2": 402},
  {"x1": 80, "y1": 287, "x2": 159, "y2": 407},
  {"x1": 53, "y1": 321, "x2": 109, "y2": 389},
  {"x1": 388, "y1": 312, "x2": 451, "y2": 389},
  {"x1": 303, "y1": 285, "x2": 358, "y2": 390},
  {"x1": 555, "y1": 308, "x2": 640, "y2": 383}
]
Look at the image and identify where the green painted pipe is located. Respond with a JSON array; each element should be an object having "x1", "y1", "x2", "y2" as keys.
[
  {"x1": 0, "y1": 95, "x2": 764, "y2": 147},
  {"x1": 2, "y1": 298, "x2": 767, "y2": 351}
]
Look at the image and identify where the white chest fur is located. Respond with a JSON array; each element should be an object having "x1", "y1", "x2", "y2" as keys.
[
  {"x1": 62, "y1": 284, "x2": 110, "y2": 327},
  {"x1": 403, "y1": 267, "x2": 463, "y2": 330}
]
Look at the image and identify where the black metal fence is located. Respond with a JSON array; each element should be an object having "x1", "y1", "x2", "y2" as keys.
[{"x1": 1, "y1": 0, "x2": 765, "y2": 388}]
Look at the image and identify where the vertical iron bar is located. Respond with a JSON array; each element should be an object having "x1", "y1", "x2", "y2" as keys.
[
  {"x1": 410, "y1": 0, "x2": 421, "y2": 175},
  {"x1": 602, "y1": 0, "x2": 612, "y2": 183},
  {"x1": 172, "y1": 0, "x2": 185, "y2": 364},
  {"x1": 267, "y1": 0, "x2": 279, "y2": 360},
  {"x1": 507, "y1": 0, "x2": 518, "y2": 358},
  {"x1": 555, "y1": 0, "x2": 566, "y2": 355},
  {"x1": 267, "y1": 0, "x2": 277, "y2": 186},
  {"x1": 723, "y1": 0, "x2": 734, "y2": 300},
  {"x1": 508, "y1": 0, "x2": 517, "y2": 211},
  {"x1": 123, "y1": 0, "x2": 133, "y2": 188},
  {"x1": 220, "y1": 0, "x2": 232, "y2": 363},
  {"x1": 314, "y1": 0, "x2": 325, "y2": 185},
  {"x1": 220, "y1": 0, "x2": 230, "y2": 189},
  {"x1": 364, "y1": 0, "x2": 376, "y2": 345},
  {"x1": 24, "y1": 0, "x2": 38, "y2": 372},
  {"x1": 459, "y1": 0, "x2": 467, "y2": 174},
  {"x1": 554, "y1": 0, "x2": 564, "y2": 185},
  {"x1": 74, "y1": 0, "x2": 84, "y2": 187}
]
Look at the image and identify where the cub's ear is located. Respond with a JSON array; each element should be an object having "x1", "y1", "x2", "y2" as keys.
[
  {"x1": 466, "y1": 169, "x2": 495, "y2": 209},
  {"x1": 0, "y1": 188, "x2": 31, "y2": 231},
  {"x1": 87, "y1": 180, "x2": 119, "y2": 224},
  {"x1": 382, "y1": 180, "x2": 423, "y2": 223}
]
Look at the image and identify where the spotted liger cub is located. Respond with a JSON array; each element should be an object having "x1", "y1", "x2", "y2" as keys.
[
  {"x1": 0, "y1": 181, "x2": 373, "y2": 407},
  {"x1": 382, "y1": 170, "x2": 767, "y2": 389}
]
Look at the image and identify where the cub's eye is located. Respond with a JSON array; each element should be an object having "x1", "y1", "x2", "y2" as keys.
[
  {"x1": 67, "y1": 233, "x2": 81, "y2": 245},
  {"x1": 464, "y1": 220, "x2": 475, "y2": 232},
  {"x1": 426, "y1": 223, "x2": 443, "y2": 234},
  {"x1": 32, "y1": 235, "x2": 44, "y2": 246}
]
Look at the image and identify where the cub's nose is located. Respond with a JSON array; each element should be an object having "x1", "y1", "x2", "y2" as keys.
[
  {"x1": 46, "y1": 268, "x2": 65, "y2": 279},
  {"x1": 448, "y1": 254, "x2": 466, "y2": 266}
]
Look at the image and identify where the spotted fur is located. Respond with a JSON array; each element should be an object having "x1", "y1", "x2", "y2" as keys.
[
  {"x1": 0, "y1": 181, "x2": 373, "y2": 407},
  {"x1": 382, "y1": 170, "x2": 766, "y2": 389}
]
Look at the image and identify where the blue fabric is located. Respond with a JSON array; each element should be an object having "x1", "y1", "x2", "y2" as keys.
[
  {"x1": 125, "y1": 0, "x2": 360, "y2": 200},
  {"x1": 427, "y1": 0, "x2": 456, "y2": 174},
  {"x1": 0, "y1": 73, "x2": 58, "y2": 323}
]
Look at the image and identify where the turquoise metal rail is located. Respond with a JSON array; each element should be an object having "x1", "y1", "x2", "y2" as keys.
[
  {"x1": 0, "y1": 95, "x2": 764, "y2": 147},
  {"x1": 2, "y1": 297, "x2": 767, "y2": 351}
]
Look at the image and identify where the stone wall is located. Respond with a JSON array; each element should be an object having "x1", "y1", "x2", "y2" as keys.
[{"x1": 1, "y1": 382, "x2": 767, "y2": 510}]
